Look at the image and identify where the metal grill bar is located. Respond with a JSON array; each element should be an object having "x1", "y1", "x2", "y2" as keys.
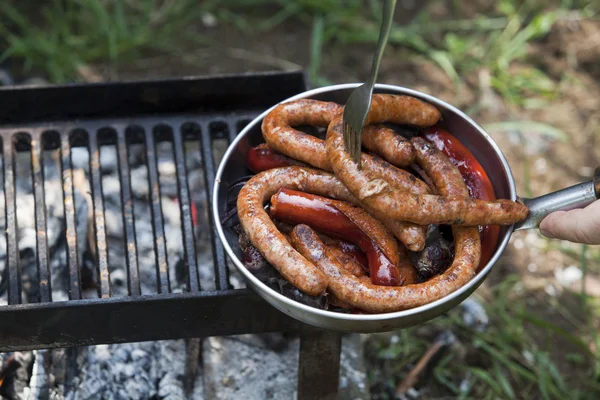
[
  {"x1": 30, "y1": 132, "x2": 52, "y2": 302},
  {"x1": 199, "y1": 122, "x2": 229, "y2": 291},
  {"x1": 0, "y1": 70, "x2": 326, "y2": 351},
  {"x1": 172, "y1": 127, "x2": 199, "y2": 292},
  {"x1": 226, "y1": 121, "x2": 241, "y2": 143},
  {"x1": 298, "y1": 331, "x2": 342, "y2": 400},
  {"x1": 116, "y1": 128, "x2": 141, "y2": 297},
  {"x1": 59, "y1": 133, "x2": 82, "y2": 300},
  {"x1": 3, "y1": 137, "x2": 21, "y2": 305},
  {"x1": 144, "y1": 126, "x2": 170, "y2": 294},
  {"x1": 88, "y1": 132, "x2": 112, "y2": 298}
]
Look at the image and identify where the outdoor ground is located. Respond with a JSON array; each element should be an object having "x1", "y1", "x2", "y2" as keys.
[{"x1": 2, "y1": 0, "x2": 600, "y2": 398}]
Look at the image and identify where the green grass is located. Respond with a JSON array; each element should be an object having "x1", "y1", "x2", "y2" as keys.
[
  {"x1": 0, "y1": 0, "x2": 215, "y2": 82},
  {"x1": 1, "y1": 0, "x2": 597, "y2": 103},
  {"x1": 366, "y1": 275, "x2": 600, "y2": 399}
]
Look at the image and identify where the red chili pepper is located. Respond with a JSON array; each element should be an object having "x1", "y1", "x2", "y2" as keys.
[
  {"x1": 247, "y1": 144, "x2": 299, "y2": 173},
  {"x1": 421, "y1": 127, "x2": 499, "y2": 270},
  {"x1": 270, "y1": 188, "x2": 400, "y2": 286}
]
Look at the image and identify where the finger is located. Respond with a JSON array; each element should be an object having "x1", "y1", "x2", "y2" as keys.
[{"x1": 539, "y1": 200, "x2": 600, "y2": 244}]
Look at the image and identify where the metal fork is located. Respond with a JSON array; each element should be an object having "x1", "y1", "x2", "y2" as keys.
[{"x1": 343, "y1": 0, "x2": 397, "y2": 167}]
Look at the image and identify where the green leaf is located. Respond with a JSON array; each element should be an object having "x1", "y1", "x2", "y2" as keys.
[{"x1": 429, "y1": 50, "x2": 460, "y2": 83}]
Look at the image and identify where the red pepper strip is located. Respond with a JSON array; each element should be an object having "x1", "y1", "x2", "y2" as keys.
[
  {"x1": 421, "y1": 127, "x2": 499, "y2": 269},
  {"x1": 247, "y1": 144, "x2": 304, "y2": 173},
  {"x1": 270, "y1": 189, "x2": 400, "y2": 286}
]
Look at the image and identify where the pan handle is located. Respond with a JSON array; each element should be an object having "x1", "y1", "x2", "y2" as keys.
[{"x1": 514, "y1": 166, "x2": 600, "y2": 231}]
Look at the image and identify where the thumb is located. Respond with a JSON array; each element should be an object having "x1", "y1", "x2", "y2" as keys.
[{"x1": 539, "y1": 200, "x2": 600, "y2": 244}]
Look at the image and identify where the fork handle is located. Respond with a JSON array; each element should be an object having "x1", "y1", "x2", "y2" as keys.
[{"x1": 366, "y1": 0, "x2": 397, "y2": 87}]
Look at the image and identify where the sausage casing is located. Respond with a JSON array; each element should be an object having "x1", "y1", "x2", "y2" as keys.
[{"x1": 326, "y1": 116, "x2": 529, "y2": 226}]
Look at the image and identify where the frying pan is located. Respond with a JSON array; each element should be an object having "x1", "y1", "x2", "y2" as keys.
[{"x1": 212, "y1": 83, "x2": 600, "y2": 333}]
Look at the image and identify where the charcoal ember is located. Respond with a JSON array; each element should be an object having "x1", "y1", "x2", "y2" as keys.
[
  {"x1": 271, "y1": 279, "x2": 328, "y2": 310},
  {"x1": 0, "y1": 352, "x2": 34, "y2": 399},
  {"x1": 238, "y1": 229, "x2": 328, "y2": 310},
  {"x1": 238, "y1": 229, "x2": 275, "y2": 280},
  {"x1": 410, "y1": 225, "x2": 454, "y2": 281}
]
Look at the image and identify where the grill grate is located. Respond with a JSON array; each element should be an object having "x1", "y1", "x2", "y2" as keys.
[
  {"x1": 0, "y1": 72, "x2": 343, "y2": 400},
  {"x1": 0, "y1": 71, "x2": 324, "y2": 349},
  {"x1": 1, "y1": 114, "x2": 266, "y2": 301}
]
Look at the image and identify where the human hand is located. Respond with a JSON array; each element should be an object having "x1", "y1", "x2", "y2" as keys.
[{"x1": 539, "y1": 200, "x2": 600, "y2": 244}]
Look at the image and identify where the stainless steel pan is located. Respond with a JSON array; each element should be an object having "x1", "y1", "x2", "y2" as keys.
[{"x1": 212, "y1": 83, "x2": 600, "y2": 333}]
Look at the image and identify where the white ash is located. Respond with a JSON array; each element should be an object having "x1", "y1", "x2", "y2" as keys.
[{"x1": 67, "y1": 341, "x2": 190, "y2": 400}]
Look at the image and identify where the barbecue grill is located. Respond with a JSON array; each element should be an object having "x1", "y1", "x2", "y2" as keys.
[{"x1": 0, "y1": 71, "x2": 342, "y2": 399}]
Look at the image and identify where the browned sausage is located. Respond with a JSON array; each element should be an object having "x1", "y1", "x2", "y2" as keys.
[
  {"x1": 326, "y1": 115, "x2": 529, "y2": 226},
  {"x1": 262, "y1": 99, "x2": 342, "y2": 170},
  {"x1": 290, "y1": 222, "x2": 478, "y2": 313},
  {"x1": 279, "y1": 230, "x2": 365, "y2": 277},
  {"x1": 361, "y1": 125, "x2": 415, "y2": 167},
  {"x1": 270, "y1": 188, "x2": 409, "y2": 286},
  {"x1": 238, "y1": 166, "x2": 416, "y2": 295},
  {"x1": 327, "y1": 245, "x2": 367, "y2": 277},
  {"x1": 288, "y1": 142, "x2": 481, "y2": 312},
  {"x1": 366, "y1": 94, "x2": 443, "y2": 126},
  {"x1": 261, "y1": 99, "x2": 429, "y2": 250},
  {"x1": 262, "y1": 99, "x2": 418, "y2": 168}
]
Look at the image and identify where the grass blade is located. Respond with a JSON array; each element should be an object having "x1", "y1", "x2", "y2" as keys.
[{"x1": 308, "y1": 14, "x2": 325, "y2": 86}]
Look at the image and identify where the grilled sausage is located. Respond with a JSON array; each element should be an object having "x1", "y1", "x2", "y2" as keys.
[
  {"x1": 290, "y1": 222, "x2": 477, "y2": 313},
  {"x1": 361, "y1": 124, "x2": 416, "y2": 167},
  {"x1": 326, "y1": 116, "x2": 529, "y2": 226},
  {"x1": 237, "y1": 166, "x2": 413, "y2": 295},
  {"x1": 288, "y1": 141, "x2": 481, "y2": 312},
  {"x1": 262, "y1": 99, "x2": 342, "y2": 170},
  {"x1": 270, "y1": 188, "x2": 417, "y2": 286},
  {"x1": 261, "y1": 98, "x2": 429, "y2": 250}
]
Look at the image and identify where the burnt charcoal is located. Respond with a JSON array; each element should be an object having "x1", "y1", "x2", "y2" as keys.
[
  {"x1": 273, "y1": 279, "x2": 328, "y2": 310},
  {"x1": 0, "y1": 352, "x2": 34, "y2": 400},
  {"x1": 410, "y1": 225, "x2": 454, "y2": 281},
  {"x1": 238, "y1": 223, "x2": 328, "y2": 309}
]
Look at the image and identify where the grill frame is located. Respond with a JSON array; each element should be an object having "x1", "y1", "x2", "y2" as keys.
[{"x1": 0, "y1": 71, "x2": 342, "y2": 399}]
